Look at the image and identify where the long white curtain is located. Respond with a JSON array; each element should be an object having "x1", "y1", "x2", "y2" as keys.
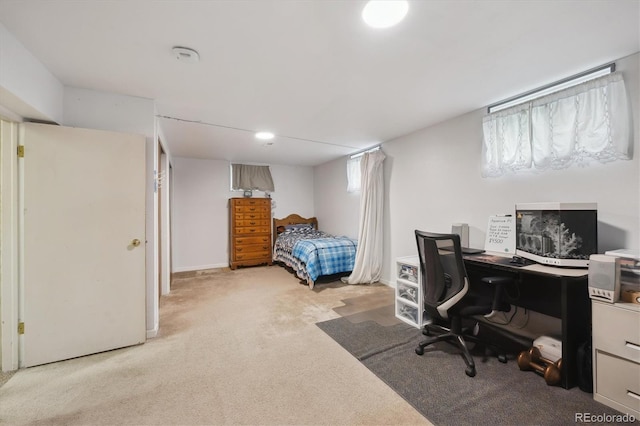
[{"x1": 346, "y1": 150, "x2": 386, "y2": 284}]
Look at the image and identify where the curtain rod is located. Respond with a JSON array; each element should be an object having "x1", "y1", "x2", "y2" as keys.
[
  {"x1": 349, "y1": 145, "x2": 381, "y2": 159},
  {"x1": 487, "y1": 62, "x2": 616, "y2": 114}
]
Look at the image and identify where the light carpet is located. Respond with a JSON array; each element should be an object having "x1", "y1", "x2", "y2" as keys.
[{"x1": 0, "y1": 266, "x2": 430, "y2": 425}]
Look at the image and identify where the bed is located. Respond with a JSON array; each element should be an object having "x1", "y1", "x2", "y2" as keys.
[{"x1": 272, "y1": 214, "x2": 358, "y2": 289}]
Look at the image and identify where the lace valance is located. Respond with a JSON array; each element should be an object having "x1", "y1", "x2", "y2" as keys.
[{"x1": 482, "y1": 72, "x2": 631, "y2": 177}]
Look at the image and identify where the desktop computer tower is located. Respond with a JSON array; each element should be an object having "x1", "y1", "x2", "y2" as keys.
[{"x1": 451, "y1": 223, "x2": 469, "y2": 248}]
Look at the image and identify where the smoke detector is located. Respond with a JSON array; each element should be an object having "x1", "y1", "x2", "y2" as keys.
[{"x1": 172, "y1": 46, "x2": 200, "y2": 63}]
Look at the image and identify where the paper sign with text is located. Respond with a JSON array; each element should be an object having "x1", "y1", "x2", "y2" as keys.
[{"x1": 484, "y1": 215, "x2": 515, "y2": 253}]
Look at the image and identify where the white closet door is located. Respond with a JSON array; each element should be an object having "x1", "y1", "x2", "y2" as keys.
[{"x1": 20, "y1": 122, "x2": 146, "y2": 367}]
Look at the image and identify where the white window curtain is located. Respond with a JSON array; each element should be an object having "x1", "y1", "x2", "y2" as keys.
[
  {"x1": 482, "y1": 103, "x2": 532, "y2": 177},
  {"x1": 231, "y1": 164, "x2": 275, "y2": 191},
  {"x1": 344, "y1": 150, "x2": 386, "y2": 284},
  {"x1": 482, "y1": 72, "x2": 631, "y2": 177},
  {"x1": 346, "y1": 156, "x2": 361, "y2": 192}
]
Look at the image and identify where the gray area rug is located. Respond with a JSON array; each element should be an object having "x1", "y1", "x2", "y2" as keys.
[{"x1": 316, "y1": 317, "x2": 630, "y2": 426}]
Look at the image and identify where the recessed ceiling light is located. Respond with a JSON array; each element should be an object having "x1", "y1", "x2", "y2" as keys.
[
  {"x1": 172, "y1": 46, "x2": 200, "y2": 63},
  {"x1": 255, "y1": 131, "x2": 275, "y2": 140},
  {"x1": 362, "y1": 0, "x2": 409, "y2": 28}
]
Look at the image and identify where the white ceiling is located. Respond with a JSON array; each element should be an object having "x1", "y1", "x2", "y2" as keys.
[{"x1": 1, "y1": 0, "x2": 638, "y2": 167}]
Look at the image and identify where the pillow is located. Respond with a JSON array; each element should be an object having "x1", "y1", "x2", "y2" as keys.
[{"x1": 284, "y1": 223, "x2": 315, "y2": 231}]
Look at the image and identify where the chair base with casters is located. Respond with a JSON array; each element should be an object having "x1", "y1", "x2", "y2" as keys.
[
  {"x1": 415, "y1": 302, "x2": 510, "y2": 377},
  {"x1": 414, "y1": 276, "x2": 512, "y2": 378}
]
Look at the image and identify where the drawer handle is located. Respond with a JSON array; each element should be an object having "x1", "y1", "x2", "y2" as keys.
[
  {"x1": 237, "y1": 248, "x2": 243, "y2": 252},
  {"x1": 625, "y1": 341, "x2": 640, "y2": 351},
  {"x1": 628, "y1": 390, "x2": 640, "y2": 401},
  {"x1": 250, "y1": 229, "x2": 256, "y2": 233}
]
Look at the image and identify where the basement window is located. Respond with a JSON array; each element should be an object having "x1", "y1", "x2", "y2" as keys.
[
  {"x1": 230, "y1": 164, "x2": 275, "y2": 192},
  {"x1": 346, "y1": 146, "x2": 380, "y2": 192},
  {"x1": 482, "y1": 64, "x2": 631, "y2": 177}
]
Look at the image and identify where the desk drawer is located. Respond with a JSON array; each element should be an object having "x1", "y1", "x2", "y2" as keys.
[
  {"x1": 593, "y1": 302, "x2": 640, "y2": 363},
  {"x1": 595, "y1": 351, "x2": 640, "y2": 414},
  {"x1": 396, "y1": 299, "x2": 418, "y2": 325},
  {"x1": 397, "y1": 280, "x2": 418, "y2": 304}
]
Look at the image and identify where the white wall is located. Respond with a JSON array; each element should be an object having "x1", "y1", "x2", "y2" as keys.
[
  {"x1": 172, "y1": 158, "x2": 314, "y2": 272},
  {"x1": 314, "y1": 156, "x2": 360, "y2": 239},
  {"x1": 314, "y1": 52, "x2": 640, "y2": 286},
  {"x1": 0, "y1": 22, "x2": 63, "y2": 123}
]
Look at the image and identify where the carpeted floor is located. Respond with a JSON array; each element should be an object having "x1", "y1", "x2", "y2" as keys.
[
  {"x1": 317, "y1": 315, "x2": 632, "y2": 426},
  {"x1": 0, "y1": 266, "x2": 431, "y2": 425}
]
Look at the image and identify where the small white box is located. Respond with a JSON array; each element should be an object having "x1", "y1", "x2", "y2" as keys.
[{"x1": 533, "y1": 336, "x2": 562, "y2": 363}]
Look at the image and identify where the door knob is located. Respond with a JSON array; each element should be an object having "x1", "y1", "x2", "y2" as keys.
[{"x1": 132, "y1": 239, "x2": 141, "y2": 247}]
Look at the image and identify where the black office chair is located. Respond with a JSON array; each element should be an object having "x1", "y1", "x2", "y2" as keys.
[{"x1": 414, "y1": 230, "x2": 512, "y2": 377}]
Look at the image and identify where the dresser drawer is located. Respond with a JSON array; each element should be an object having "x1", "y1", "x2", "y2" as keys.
[
  {"x1": 235, "y1": 236, "x2": 270, "y2": 245},
  {"x1": 233, "y1": 198, "x2": 270, "y2": 207},
  {"x1": 595, "y1": 351, "x2": 640, "y2": 414},
  {"x1": 234, "y1": 250, "x2": 271, "y2": 261},
  {"x1": 235, "y1": 226, "x2": 270, "y2": 235},
  {"x1": 235, "y1": 243, "x2": 271, "y2": 253},
  {"x1": 593, "y1": 302, "x2": 640, "y2": 363},
  {"x1": 235, "y1": 219, "x2": 269, "y2": 227},
  {"x1": 234, "y1": 205, "x2": 269, "y2": 214},
  {"x1": 235, "y1": 212, "x2": 269, "y2": 220}
]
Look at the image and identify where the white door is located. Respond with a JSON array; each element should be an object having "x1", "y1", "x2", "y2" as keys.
[{"x1": 20, "y1": 123, "x2": 146, "y2": 367}]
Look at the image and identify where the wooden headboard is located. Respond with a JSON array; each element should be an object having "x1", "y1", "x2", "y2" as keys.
[{"x1": 273, "y1": 214, "x2": 319, "y2": 245}]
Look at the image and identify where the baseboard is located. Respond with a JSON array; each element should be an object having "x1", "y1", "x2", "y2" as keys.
[
  {"x1": 146, "y1": 324, "x2": 159, "y2": 339},
  {"x1": 380, "y1": 278, "x2": 394, "y2": 288},
  {"x1": 173, "y1": 263, "x2": 228, "y2": 273}
]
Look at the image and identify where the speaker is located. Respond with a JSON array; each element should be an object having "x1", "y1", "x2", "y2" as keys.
[
  {"x1": 451, "y1": 223, "x2": 469, "y2": 248},
  {"x1": 588, "y1": 254, "x2": 620, "y2": 303}
]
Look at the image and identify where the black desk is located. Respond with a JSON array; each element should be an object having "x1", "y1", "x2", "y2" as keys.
[{"x1": 463, "y1": 252, "x2": 590, "y2": 390}]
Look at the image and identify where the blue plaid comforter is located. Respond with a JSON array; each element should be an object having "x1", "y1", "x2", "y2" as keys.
[{"x1": 292, "y1": 237, "x2": 357, "y2": 283}]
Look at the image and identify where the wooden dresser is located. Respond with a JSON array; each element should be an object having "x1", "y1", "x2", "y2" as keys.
[{"x1": 229, "y1": 198, "x2": 272, "y2": 270}]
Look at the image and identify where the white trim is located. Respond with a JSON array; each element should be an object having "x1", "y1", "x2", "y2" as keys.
[
  {"x1": 159, "y1": 146, "x2": 171, "y2": 296},
  {"x1": 0, "y1": 119, "x2": 19, "y2": 371},
  {"x1": 17, "y1": 124, "x2": 25, "y2": 368},
  {"x1": 146, "y1": 324, "x2": 159, "y2": 339},
  {"x1": 172, "y1": 263, "x2": 229, "y2": 273}
]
